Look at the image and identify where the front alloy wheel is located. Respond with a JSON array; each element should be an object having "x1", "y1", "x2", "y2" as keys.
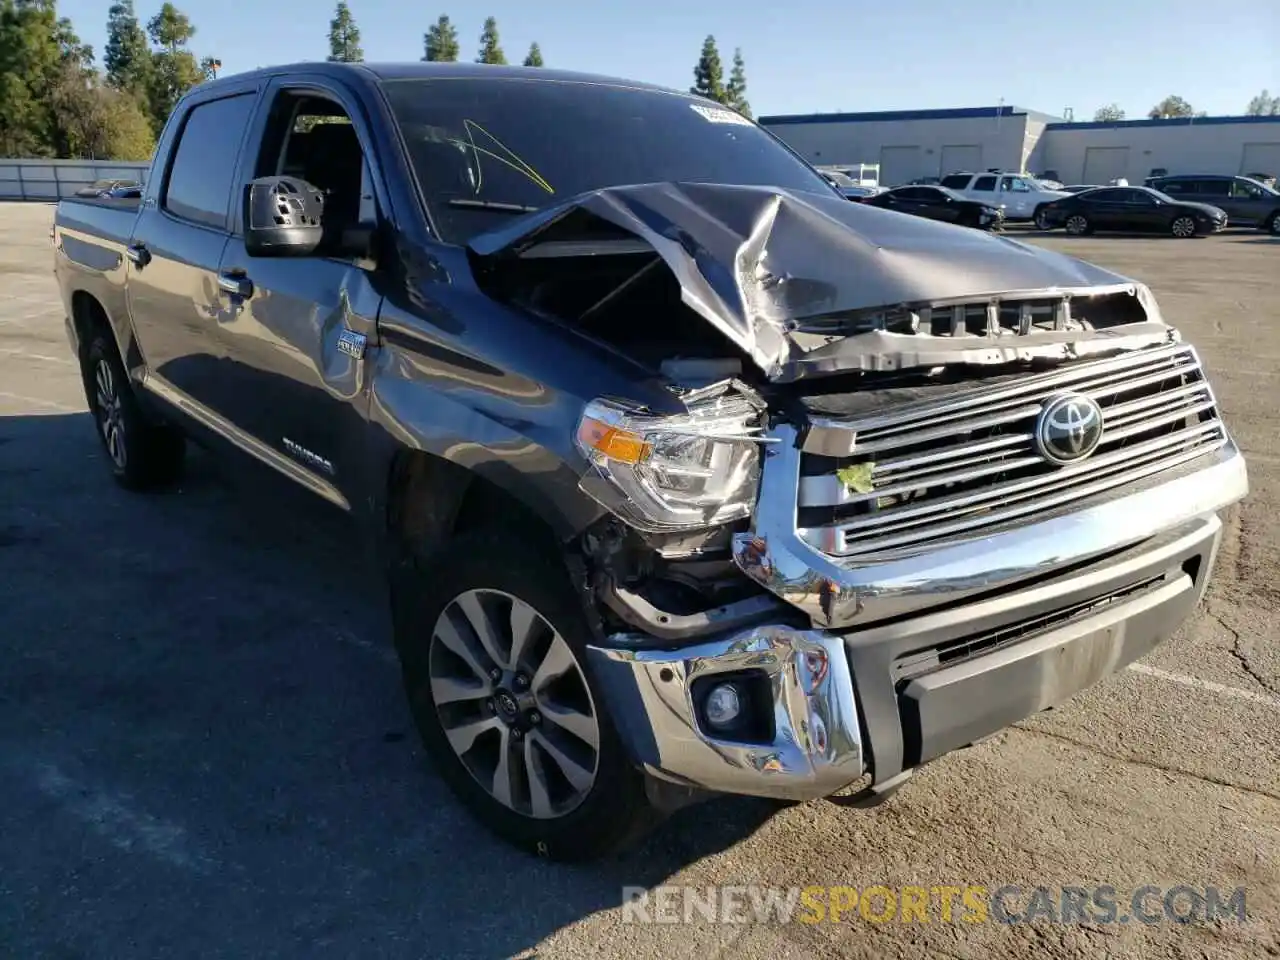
[
  {"x1": 1171, "y1": 215, "x2": 1197, "y2": 238},
  {"x1": 429, "y1": 588, "x2": 600, "y2": 819},
  {"x1": 1034, "y1": 207, "x2": 1052, "y2": 230},
  {"x1": 392, "y1": 527, "x2": 654, "y2": 861}
]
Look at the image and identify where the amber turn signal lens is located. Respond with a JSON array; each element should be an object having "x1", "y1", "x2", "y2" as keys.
[{"x1": 577, "y1": 417, "x2": 651, "y2": 465}]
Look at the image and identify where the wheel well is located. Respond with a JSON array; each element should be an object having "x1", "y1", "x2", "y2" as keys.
[
  {"x1": 386, "y1": 450, "x2": 562, "y2": 560},
  {"x1": 70, "y1": 291, "x2": 110, "y2": 359}
]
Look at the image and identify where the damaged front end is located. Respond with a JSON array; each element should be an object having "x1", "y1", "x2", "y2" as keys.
[
  {"x1": 467, "y1": 180, "x2": 1178, "y2": 387},
  {"x1": 467, "y1": 180, "x2": 1220, "y2": 648},
  {"x1": 473, "y1": 183, "x2": 1246, "y2": 804}
]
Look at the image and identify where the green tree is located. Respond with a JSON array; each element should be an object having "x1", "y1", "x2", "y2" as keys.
[
  {"x1": 1148, "y1": 95, "x2": 1195, "y2": 119},
  {"x1": 690, "y1": 35, "x2": 726, "y2": 104},
  {"x1": 522, "y1": 41, "x2": 543, "y2": 67},
  {"x1": 422, "y1": 14, "x2": 459, "y2": 61},
  {"x1": 726, "y1": 47, "x2": 749, "y2": 117},
  {"x1": 327, "y1": 1, "x2": 363, "y2": 62},
  {"x1": 0, "y1": 0, "x2": 91, "y2": 157},
  {"x1": 1245, "y1": 89, "x2": 1280, "y2": 116},
  {"x1": 476, "y1": 16, "x2": 505, "y2": 65},
  {"x1": 104, "y1": 1, "x2": 152, "y2": 101},
  {"x1": 145, "y1": 3, "x2": 203, "y2": 132},
  {"x1": 1093, "y1": 103, "x2": 1125, "y2": 122},
  {"x1": 52, "y1": 68, "x2": 155, "y2": 159},
  {"x1": 147, "y1": 2, "x2": 193, "y2": 53}
]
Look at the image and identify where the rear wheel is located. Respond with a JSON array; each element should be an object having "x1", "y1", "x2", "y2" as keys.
[
  {"x1": 392, "y1": 528, "x2": 655, "y2": 861},
  {"x1": 81, "y1": 330, "x2": 185, "y2": 490},
  {"x1": 1064, "y1": 213, "x2": 1091, "y2": 236},
  {"x1": 1170, "y1": 215, "x2": 1197, "y2": 238},
  {"x1": 1266, "y1": 212, "x2": 1280, "y2": 236}
]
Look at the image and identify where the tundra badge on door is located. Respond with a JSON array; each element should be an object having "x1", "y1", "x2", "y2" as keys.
[{"x1": 337, "y1": 329, "x2": 366, "y2": 360}]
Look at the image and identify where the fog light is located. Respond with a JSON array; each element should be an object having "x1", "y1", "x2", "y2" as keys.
[{"x1": 704, "y1": 683, "x2": 743, "y2": 729}]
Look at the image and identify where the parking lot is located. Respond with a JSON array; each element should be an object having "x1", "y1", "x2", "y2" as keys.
[{"x1": 1, "y1": 200, "x2": 1277, "y2": 959}]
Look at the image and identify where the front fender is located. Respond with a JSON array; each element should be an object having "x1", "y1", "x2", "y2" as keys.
[{"x1": 366, "y1": 339, "x2": 604, "y2": 542}]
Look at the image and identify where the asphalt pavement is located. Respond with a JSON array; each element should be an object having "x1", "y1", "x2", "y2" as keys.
[{"x1": 1, "y1": 202, "x2": 1277, "y2": 959}]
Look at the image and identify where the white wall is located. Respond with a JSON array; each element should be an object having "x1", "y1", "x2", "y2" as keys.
[
  {"x1": 1038, "y1": 120, "x2": 1280, "y2": 184},
  {"x1": 762, "y1": 115, "x2": 1030, "y2": 184}
]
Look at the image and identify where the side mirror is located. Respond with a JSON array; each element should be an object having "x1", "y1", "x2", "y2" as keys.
[{"x1": 243, "y1": 176, "x2": 325, "y2": 257}]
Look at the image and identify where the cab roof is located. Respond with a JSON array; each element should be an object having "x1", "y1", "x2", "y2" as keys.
[{"x1": 201, "y1": 60, "x2": 679, "y2": 96}]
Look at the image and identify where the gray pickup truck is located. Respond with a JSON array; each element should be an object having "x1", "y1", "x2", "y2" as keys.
[{"x1": 53, "y1": 62, "x2": 1248, "y2": 861}]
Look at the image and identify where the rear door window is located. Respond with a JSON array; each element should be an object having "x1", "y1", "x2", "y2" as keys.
[
  {"x1": 1194, "y1": 179, "x2": 1230, "y2": 197},
  {"x1": 972, "y1": 175, "x2": 997, "y2": 192},
  {"x1": 940, "y1": 174, "x2": 971, "y2": 189},
  {"x1": 163, "y1": 93, "x2": 257, "y2": 230},
  {"x1": 1159, "y1": 179, "x2": 1194, "y2": 195}
]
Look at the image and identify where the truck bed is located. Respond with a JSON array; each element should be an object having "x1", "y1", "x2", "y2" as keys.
[{"x1": 55, "y1": 195, "x2": 141, "y2": 244}]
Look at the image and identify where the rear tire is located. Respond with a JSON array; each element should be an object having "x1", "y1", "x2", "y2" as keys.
[
  {"x1": 81, "y1": 329, "x2": 185, "y2": 490},
  {"x1": 392, "y1": 528, "x2": 656, "y2": 861},
  {"x1": 1266, "y1": 212, "x2": 1280, "y2": 236}
]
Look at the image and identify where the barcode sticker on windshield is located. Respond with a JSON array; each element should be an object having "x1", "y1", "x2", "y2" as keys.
[{"x1": 689, "y1": 103, "x2": 753, "y2": 126}]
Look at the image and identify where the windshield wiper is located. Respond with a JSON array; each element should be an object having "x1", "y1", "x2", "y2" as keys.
[{"x1": 446, "y1": 198, "x2": 540, "y2": 213}]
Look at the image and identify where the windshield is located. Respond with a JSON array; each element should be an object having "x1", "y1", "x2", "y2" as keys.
[{"x1": 382, "y1": 77, "x2": 833, "y2": 244}]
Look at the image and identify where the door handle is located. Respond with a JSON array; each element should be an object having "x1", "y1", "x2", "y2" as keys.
[
  {"x1": 124, "y1": 243, "x2": 150, "y2": 267},
  {"x1": 217, "y1": 272, "x2": 254, "y2": 298}
]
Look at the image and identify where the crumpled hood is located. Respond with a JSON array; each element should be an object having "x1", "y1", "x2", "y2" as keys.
[{"x1": 469, "y1": 181, "x2": 1143, "y2": 378}]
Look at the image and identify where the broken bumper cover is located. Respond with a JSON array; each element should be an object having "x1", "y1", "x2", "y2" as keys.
[
  {"x1": 588, "y1": 514, "x2": 1225, "y2": 800},
  {"x1": 587, "y1": 452, "x2": 1243, "y2": 800}
]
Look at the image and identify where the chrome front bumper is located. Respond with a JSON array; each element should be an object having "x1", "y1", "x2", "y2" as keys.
[
  {"x1": 588, "y1": 626, "x2": 864, "y2": 801},
  {"x1": 731, "y1": 427, "x2": 1249, "y2": 629},
  {"x1": 588, "y1": 441, "x2": 1246, "y2": 801}
]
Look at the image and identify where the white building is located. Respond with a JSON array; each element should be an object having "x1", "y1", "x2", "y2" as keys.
[{"x1": 759, "y1": 106, "x2": 1280, "y2": 186}]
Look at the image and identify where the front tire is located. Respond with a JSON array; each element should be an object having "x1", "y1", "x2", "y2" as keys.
[
  {"x1": 1170, "y1": 215, "x2": 1198, "y2": 238},
  {"x1": 81, "y1": 330, "x2": 185, "y2": 490},
  {"x1": 1034, "y1": 206, "x2": 1053, "y2": 230},
  {"x1": 392, "y1": 528, "x2": 654, "y2": 861},
  {"x1": 1064, "y1": 213, "x2": 1091, "y2": 235}
]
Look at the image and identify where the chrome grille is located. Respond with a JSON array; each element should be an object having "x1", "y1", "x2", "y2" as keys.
[{"x1": 797, "y1": 344, "x2": 1228, "y2": 559}]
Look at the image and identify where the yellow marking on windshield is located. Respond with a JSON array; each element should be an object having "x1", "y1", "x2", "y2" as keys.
[{"x1": 449, "y1": 120, "x2": 555, "y2": 195}]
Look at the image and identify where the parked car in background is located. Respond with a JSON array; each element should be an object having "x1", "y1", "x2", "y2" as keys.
[
  {"x1": 1145, "y1": 174, "x2": 1280, "y2": 234},
  {"x1": 863, "y1": 184, "x2": 1003, "y2": 229},
  {"x1": 939, "y1": 171, "x2": 1070, "y2": 227},
  {"x1": 1061, "y1": 185, "x2": 1100, "y2": 194},
  {"x1": 1038, "y1": 186, "x2": 1227, "y2": 237},
  {"x1": 73, "y1": 178, "x2": 142, "y2": 198},
  {"x1": 907, "y1": 176, "x2": 941, "y2": 185},
  {"x1": 820, "y1": 171, "x2": 885, "y2": 201}
]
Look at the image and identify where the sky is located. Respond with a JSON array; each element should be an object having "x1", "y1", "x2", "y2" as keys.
[{"x1": 61, "y1": 0, "x2": 1279, "y2": 120}]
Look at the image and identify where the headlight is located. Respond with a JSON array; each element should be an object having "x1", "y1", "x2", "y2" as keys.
[{"x1": 575, "y1": 393, "x2": 767, "y2": 532}]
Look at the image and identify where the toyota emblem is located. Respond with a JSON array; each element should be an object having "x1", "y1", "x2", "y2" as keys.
[{"x1": 1035, "y1": 394, "x2": 1104, "y2": 464}]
